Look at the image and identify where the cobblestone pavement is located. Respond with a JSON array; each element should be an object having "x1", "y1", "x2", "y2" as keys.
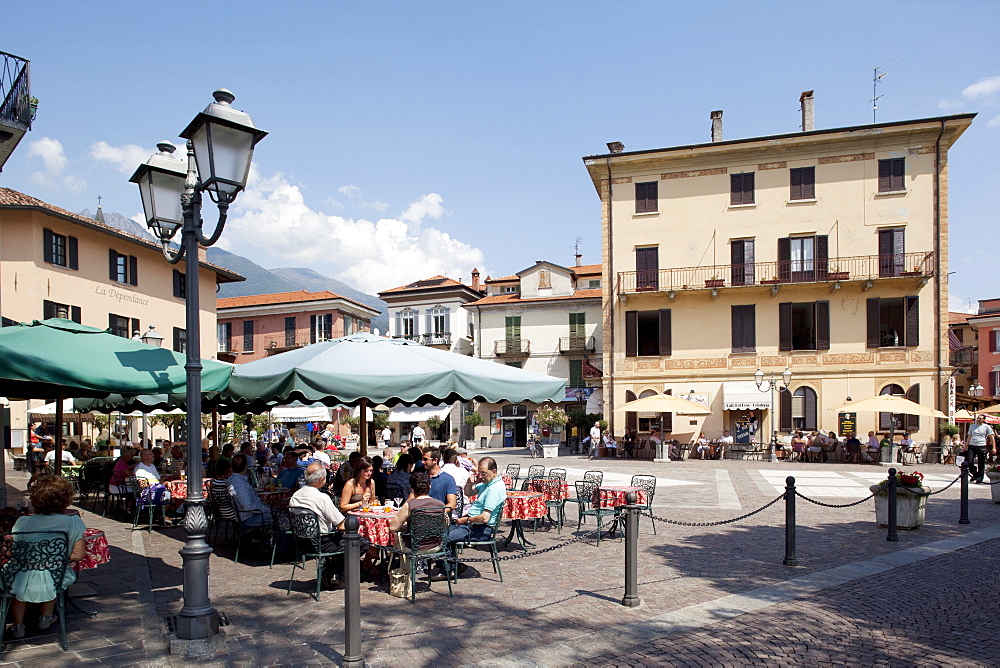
[{"x1": 0, "y1": 451, "x2": 996, "y2": 666}]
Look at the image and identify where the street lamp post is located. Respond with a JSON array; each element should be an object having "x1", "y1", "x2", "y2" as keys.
[
  {"x1": 754, "y1": 367, "x2": 792, "y2": 461},
  {"x1": 969, "y1": 382, "x2": 984, "y2": 398},
  {"x1": 130, "y1": 90, "x2": 266, "y2": 643}
]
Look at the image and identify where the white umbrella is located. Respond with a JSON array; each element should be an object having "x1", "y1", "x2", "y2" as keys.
[
  {"x1": 830, "y1": 395, "x2": 947, "y2": 419},
  {"x1": 613, "y1": 394, "x2": 711, "y2": 415}
]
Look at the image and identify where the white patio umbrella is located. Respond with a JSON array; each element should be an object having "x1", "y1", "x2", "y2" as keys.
[{"x1": 613, "y1": 393, "x2": 712, "y2": 415}]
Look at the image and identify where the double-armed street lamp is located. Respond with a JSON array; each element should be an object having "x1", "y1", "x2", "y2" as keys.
[
  {"x1": 130, "y1": 89, "x2": 266, "y2": 643},
  {"x1": 754, "y1": 367, "x2": 792, "y2": 457}
]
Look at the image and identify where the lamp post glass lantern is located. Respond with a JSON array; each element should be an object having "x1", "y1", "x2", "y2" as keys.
[
  {"x1": 130, "y1": 89, "x2": 266, "y2": 642},
  {"x1": 754, "y1": 367, "x2": 792, "y2": 453},
  {"x1": 969, "y1": 383, "x2": 984, "y2": 398}
]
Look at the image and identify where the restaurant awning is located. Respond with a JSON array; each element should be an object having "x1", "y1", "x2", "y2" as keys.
[
  {"x1": 271, "y1": 404, "x2": 333, "y2": 423},
  {"x1": 723, "y1": 381, "x2": 772, "y2": 410},
  {"x1": 388, "y1": 404, "x2": 453, "y2": 423}
]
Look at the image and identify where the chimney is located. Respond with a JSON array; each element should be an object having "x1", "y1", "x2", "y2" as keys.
[
  {"x1": 575, "y1": 253, "x2": 582, "y2": 267},
  {"x1": 606, "y1": 141, "x2": 624, "y2": 154},
  {"x1": 800, "y1": 91, "x2": 815, "y2": 131},
  {"x1": 471, "y1": 268, "x2": 480, "y2": 292},
  {"x1": 710, "y1": 110, "x2": 723, "y2": 142}
]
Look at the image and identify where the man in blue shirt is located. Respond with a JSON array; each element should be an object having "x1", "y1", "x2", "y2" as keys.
[
  {"x1": 421, "y1": 448, "x2": 457, "y2": 515},
  {"x1": 442, "y1": 456, "x2": 507, "y2": 578},
  {"x1": 225, "y1": 454, "x2": 272, "y2": 528}
]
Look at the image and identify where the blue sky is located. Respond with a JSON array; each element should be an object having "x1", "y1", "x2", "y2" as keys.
[{"x1": 3, "y1": 1, "x2": 998, "y2": 309}]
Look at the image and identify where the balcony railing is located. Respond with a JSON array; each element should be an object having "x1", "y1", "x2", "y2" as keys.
[
  {"x1": 0, "y1": 51, "x2": 32, "y2": 129},
  {"x1": 421, "y1": 332, "x2": 452, "y2": 347},
  {"x1": 950, "y1": 346, "x2": 976, "y2": 369},
  {"x1": 494, "y1": 338, "x2": 530, "y2": 356},
  {"x1": 617, "y1": 251, "x2": 935, "y2": 294},
  {"x1": 559, "y1": 336, "x2": 596, "y2": 354}
]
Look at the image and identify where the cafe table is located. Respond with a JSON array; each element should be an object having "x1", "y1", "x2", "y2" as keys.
[
  {"x1": 593, "y1": 485, "x2": 647, "y2": 538},
  {"x1": 348, "y1": 506, "x2": 397, "y2": 547},
  {"x1": 499, "y1": 491, "x2": 545, "y2": 551},
  {"x1": 67, "y1": 528, "x2": 111, "y2": 618},
  {"x1": 258, "y1": 488, "x2": 294, "y2": 510},
  {"x1": 164, "y1": 478, "x2": 212, "y2": 499}
]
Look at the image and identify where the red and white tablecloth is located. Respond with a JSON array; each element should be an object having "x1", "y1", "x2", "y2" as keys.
[
  {"x1": 349, "y1": 508, "x2": 397, "y2": 546},
  {"x1": 258, "y1": 489, "x2": 293, "y2": 508},
  {"x1": 502, "y1": 491, "x2": 545, "y2": 520},
  {"x1": 76, "y1": 528, "x2": 110, "y2": 571},
  {"x1": 164, "y1": 478, "x2": 212, "y2": 499},
  {"x1": 593, "y1": 486, "x2": 647, "y2": 509},
  {"x1": 501, "y1": 474, "x2": 514, "y2": 489},
  {"x1": 528, "y1": 479, "x2": 569, "y2": 501}
]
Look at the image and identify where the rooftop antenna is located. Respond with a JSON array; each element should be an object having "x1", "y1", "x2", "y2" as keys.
[{"x1": 872, "y1": 56, "x2": 897, "y2": 123}]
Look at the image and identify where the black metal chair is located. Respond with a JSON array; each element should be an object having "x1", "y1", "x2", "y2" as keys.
[
  {"x1": 547, "y1": 468, "x2": 567, "y2": 481},
  {"x1": 286, "y1": 510, "x2": 344, "y2": 601},
  {"x1": 129, "y1": 477, "x2": 168, "y2": 532},
  {"x1": 454, "y1": 500, "x2": 506, "y2": 582},
  {"x1": 529, "y1": 477, "x2": 564, "y2": 533},
  {"x1": 0, "y1": 531, "x2": 70, "y2": 651},
  {"x1": 384, "y1": 483, "x2": 406, "y2": 507},
  {"x1": 504, "y1": 464, "x2": 520, "y2": 489},
  {"x1": 209, "y1": 483, "x2": 265, "y2": 564},
  {"x1": 575, "y1": 480, "x2": 616, "y2": 545},
  {"x1": 630, "y1": 474, "x2": 657, "y2": 534},
  {"x1": 392, "y1": 508, "x2": 453, "y2": 602},
  {"x1": 525, "y1": 465, "x2": 545, "y2": 481},
  {"x1": 270, "y1": 506, "x2": 294, "y2": 569},
  {"x1": 583, "y1": 470, "x2": 604, "y2": 486}
]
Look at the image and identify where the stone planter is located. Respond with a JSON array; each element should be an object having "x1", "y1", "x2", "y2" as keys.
[
  {"x1": 869, "y1": 484, "x2": 931, "y2": 529},
  {"x1": 541, "y1": 443, "x2": 560, "y2": 458},
  {"x1": 987, "y1": 472, "x2": 1000, "y2": 504}
]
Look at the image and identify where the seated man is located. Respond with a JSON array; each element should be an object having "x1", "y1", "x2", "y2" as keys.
[
  {"x1": 226, "y1": 454, "x2": 272, "y2": 528},
  {"x1": 133, "y1": 448, "x2": 171, "y2": 501},
  {"x1": 289, "y1": 462, "x2": 346, "y2": 589},
  {"x1": 603, "y1": 433, "x2": 618, "y2": 457},
  {"x1": 446, "y1": 456, "x2": 507, "y2": 577},
  {"x1": 43, "y1": 441, "x2": 77, "y2": 468},
  {"x1": 275, "y1": 452, "x2": 305, "y2": 490},
  {"x1": 900, "y1": 432, "x2": 921, "y2": 464},
  {"x1": 844, "y1": 432, "x2": 863, "y2": 464},
  {"x1": 718, "y1": 430, "x2": 734, "y2": 459}
]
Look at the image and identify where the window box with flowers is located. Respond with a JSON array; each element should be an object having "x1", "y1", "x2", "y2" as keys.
[{"x1": 869, "y1": 470, "x2": 931, "y2": 529}]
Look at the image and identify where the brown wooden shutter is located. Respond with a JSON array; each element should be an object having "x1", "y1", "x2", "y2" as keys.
[
  {"x1": 744, "y1": 173, "x2": 754, "y2": 204},
  {"x1": 730, "y1": 174, "x2": 741, "y2": 205},
  {"x1": 803, "y1": 388, "x2": 817, "y2": 430},
  {"x1": 779, "y1": 388, "x2": 792, "y2": 431},
  {"x1": 904, "y1": 296, "x2": 919, "y2": 346},
  {"x1": 867, "y1": 298, "x2": 880, "y2": 348},
  {"x1": 777, "y1": 237, "x2": 791, "y2": 282},
  {"x1": 816, "y1": 301, "x2": 830, "y2": 350},
  {"x1": 43, "y1": 229, "x2": 54, "y2": 263},
  {"x1": 310, "y1": 314, "x2": 317, "y2": 344},
  {"x1": 625, "y1": 390, "x2": 637, "y2": 431},
  {"x1": 878, "y1": 159, "x2": 891, "y2": 192},
  {"x1": 905, "y1": 384, "x2": 920, "y2": 432},
  {"x1": 68, "y1": 236, "x2": 78, "y2": 270},
  {"x1": 802, "y1": 167, "x2": 815, "y2": 199},
  {"x1": 635, "y1": 183, "x2": 646, "y2": 214},
  {"x1": 891, "y1": 158, "x2": 904, "y2": 191},
  {"x1": 731, "y1": 305, "x2": 743, "y2": 353},
  {"x1": 70, "y1": 306, "x2": 81, "y2": 324},
  {"x1": 43, "y1": 300, "x2": 56, "y2": 319},
  {"x1": 647, "y1": 181, "x2": 657, "y2": 212},
  {"x1": 816, "y1": 235, "x2": 829, "y2": 279},
  {"x1": 658, "y1": 309, "x2": 671, "y2": 356},
  {"x1": 743, "y1": 305, "x2": 755, "y2": 353},
  {"x1": 129, "y1": 256, "x2": 138, "y2": 286},
  {"x1": 625, "y1": 311, "x2": 637, "y2": 357},
  {"x1": 778, "y1": 302, "x2": 792, "y2": 351},
  {"x1": 109, "y1": 250, "x2": 117, "y2": 280},
  {"x1": 790, "y1": 168, "x2": 801, "y2": 200},
  {"x1": 131, "y1": 318, "x2": 140, "y2": 338}
]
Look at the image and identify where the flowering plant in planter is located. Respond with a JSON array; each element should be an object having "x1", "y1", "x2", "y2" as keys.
[
  {"x1": 875, "y1": 470, "x2": 924, "y2": 495},
  {"x1": 535, "y1": 405, "x2": 569, "y2": 428}
]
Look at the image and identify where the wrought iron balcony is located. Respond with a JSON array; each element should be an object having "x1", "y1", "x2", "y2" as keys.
[
  {"x1": 393, "y1": 334, "x2": 420, "y2": 342},
  {"x1": 421, "y1": 332, "x2": 452, "y2": 347},
  {"x1": 617, "y1": 251, "x2": 935, "y2": 295},
  {"x1": 494, "y1": 338, "x2": 530, "y2": 357},
  {"x1": 0, "y1": 51, "x2": 32, "y2": 173},
  {"x1": 559, "y1": 336, "x2": 596, "y2": 354},
  {"x1": 950, "y1": 346, "x2": 976, "y2": 369}
]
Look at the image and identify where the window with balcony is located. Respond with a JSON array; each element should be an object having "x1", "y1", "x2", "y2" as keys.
[
  {"x1": 110, "y1": 313, "x2": 138, "y2": 339},
  {"x1": 397, "y1": 309, "x2": 416, "y2": 339},
  {"x1": 789, "y1": 167, "x2": 815, "y2": 200},
  {"x1": 43, "y1": 229, "x2": 78, "y2": 269},
  {"x1": 866, "y1": 296, "x2": 918, "y2": 347},
  {"x1": 310, "y1": 313, "x2": 332, "y2": 343},
  {"x1": 625, "y1": 309, "x2": 671, "y2": 357},
  {"x1": 778, "y1": 235, "x2": 828, "y2": 282},
  {"x1": 505, "y1": 316, "x2": 521, "y2": 347},
  {"x1": 878, "y1": 228, "x2": 905, "y2": 277},
  {"x1": 569, "y1": 312, "x2": 585, "y2": 347},
  {"x1": 43, "y1": 300, "x2": 80, "y2": 323},
  {"x1": 243, "y1": 320, "x2": 254, "y2": 352},
  {"x1": 878, "y1": 158, "x2": 905, "y2": 193},
  {"x1": 730, "y1": 172, "x2": 755, "y2": 206},
  {"x1": 778, "y1": 301, "x2": 830, "y2": 351},
  {"x1": 635, "y1": 247, "x2": 659, "y2": 291},
  {"x1": 218, "y1": 322, "x2": 232, "y2": 352},
  {"x1": 635, "y1": 181, "x2": 658, "y2": 213},
  {"x1": 731, "y1": 305, "x2": 755, "y2": 353},
  {"x1": 730, "y1": 239, "x2": 754, "y2": 286},
  {"x1": 429, "y1": 306, "x2": 449, "y2": 338},
  {"x1": 109, "y1": 250, "x2": 137, "y2": 285},
  {"x1": 284, "y1": 316, "x2": 296, "y2": 347},
  {"x1": 173, "y1": 327, "x2": 187, "y2": 353}
]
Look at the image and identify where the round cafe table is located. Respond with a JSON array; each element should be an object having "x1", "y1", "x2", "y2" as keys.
[
  {"x1": 67, "y1": 528, "x2": 111, "y2": 618},
  {"x1": 499, "y1": 491, "x2": 545, "y2": 551},
  {"x1": 164, "y1": 478, "x2": 212, "y2": 499},
  {"x1": 528, "y1": 478, "x2": 569, "y2": 501},
  {"x1": 258, "y1": 489, "x2": 293, "y2": 509},
  {"x1": 348, "y1": 507, "x2": 397, "y2": 547},
  {"x1": 593, "y1": 485, "x2": 647, "y2": 538}
]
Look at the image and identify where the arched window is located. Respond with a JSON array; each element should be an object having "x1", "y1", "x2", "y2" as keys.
[
  {"x1": 791, "y1": 386, "x2": 817, "y2": 430},
  {"x1": 879, "y1": 384, "x2": 905, "y2": 431},
  {"x1": 624, "y1": 390, "x2": 638, "y2": 432}
]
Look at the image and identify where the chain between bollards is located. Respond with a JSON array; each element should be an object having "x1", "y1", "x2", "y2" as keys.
[
  {"x1": 621, "y1": 491, "x2": 641, "y2": 607},
  {"x1": 959, "y1": 461, "x2": 971, "y2": 525},
  {"x1": 783, "y1": 476, "x2": 797, "y2": 566},
  {"x1": 886, "y1": 468, "x2": 899, "y2": 542},
  {"x1": 342, "y1": 515, "x2": 363, "y2": 668}
]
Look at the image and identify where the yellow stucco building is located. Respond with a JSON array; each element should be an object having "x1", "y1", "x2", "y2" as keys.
[{"x1": 584, "y1": 99, "x2": 974, "y2": 449}]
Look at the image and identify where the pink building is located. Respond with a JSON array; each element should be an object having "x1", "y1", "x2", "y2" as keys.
[
  {"x1": 969, "y1": 298, "x2": 1000, "y2": 397},
  {"x1": 216, "y1": 290, "x2": 381, "y2": 364}
]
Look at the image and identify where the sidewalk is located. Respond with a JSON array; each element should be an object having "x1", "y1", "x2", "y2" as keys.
[{"x1": 0, "y1": 455, "x2": 996, "y2": 666}]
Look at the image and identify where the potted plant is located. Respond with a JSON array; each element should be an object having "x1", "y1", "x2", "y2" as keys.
[
  {"x1": 986, "y1": 466, "x2": 1000, "y2": 504},
  {"x1": 705, "y1": 276, "x2": 724, "y2": 288},
  {"x1": 828, "y1": 265, "x2": 849, "y2": 281},
  {"x1": 29, "y1": 96, "x2": 38, "y2": 121},
  {"x1": 535, "y1": 405, "x2": 568, "y2": 455},
  {"x1": 464, "y1": 412, "x2": 484, "y2": 428},
  {"x1": 761, "y1": 276, "x2": 781, "y2": 285},
  {"x1": 869, "y1": 470, "x2": 932, "y2": 529}
]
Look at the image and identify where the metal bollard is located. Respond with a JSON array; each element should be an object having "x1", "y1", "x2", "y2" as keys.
[
  {"x1": 886, "y1": 468, "x2": 899, "y2": 542},
  {"x1": 959, "y1": 461, "x2": 971, "y2": 525},
  {"x1": 342, "y1": 515, "x2": 363, "y2": 667},
  {"x1": 621, "y1": 491, "x2": 641, "y2": 607},
  {"x1": 783, "y1": 477, "x2": 797, "y2": 566}
]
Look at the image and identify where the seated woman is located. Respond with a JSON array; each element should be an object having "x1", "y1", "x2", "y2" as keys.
[
  {"x1": 340, "y1": 457, "x2": 376, "y2": 513},
  {"x1": 790, "y1": 431, "x2": 808, "y2": 462},
  {"x1": 388, "y1": 472, "x2": 446, "y2": 549},
  {"x1": 108, "y1": 448, "x2": 136, "y2": 495},
  {"x1": 806, "y1": 430, "x2": 823, "y2": 462},
  {"x1": 603, "y1": 433, "x2": 618, "y2": 458},
  {"x1": 695, "y1": 433, "x2": 712, "y2": 459},
  {"x1": 8, "y1": 476, "x2": 87, "y2": 638}
]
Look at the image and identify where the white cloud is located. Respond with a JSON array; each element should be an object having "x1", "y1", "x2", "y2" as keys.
[
  {"x1": 89, "y1": 141, "x2": 152, "y2": 174},
  {"x1": 337, "y1": 184, "x2": 391, "y2": 213},
  {"x1": 400, "y1": 193, "x2": 445, "y2": 225},
  {"x1": 962, "y1": 76, "x2": 1000, "y2": 100},
  {"x1": 949, "y1": 294, "x2": 976, "y2": 314},
  {"x1": 26, "y1": 137, "x2": 85, "y2": 192},
  {"x1": 987, "y1": 114, "x2": 1000, "y2": 129},
  {"x1": 339, "y1": 185, "x2": 362, "y2": 197},
  {"x1": 225, "y1": 171, "x2": 485, "y2": 294},
  {"x1": 940, "y1": 75, "x2": 1000, "y2": 115}
]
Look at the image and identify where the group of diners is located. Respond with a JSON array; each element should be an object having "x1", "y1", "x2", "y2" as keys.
[{"x1": 776, "y1": 429, "x2": 922, "y2": 464}]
